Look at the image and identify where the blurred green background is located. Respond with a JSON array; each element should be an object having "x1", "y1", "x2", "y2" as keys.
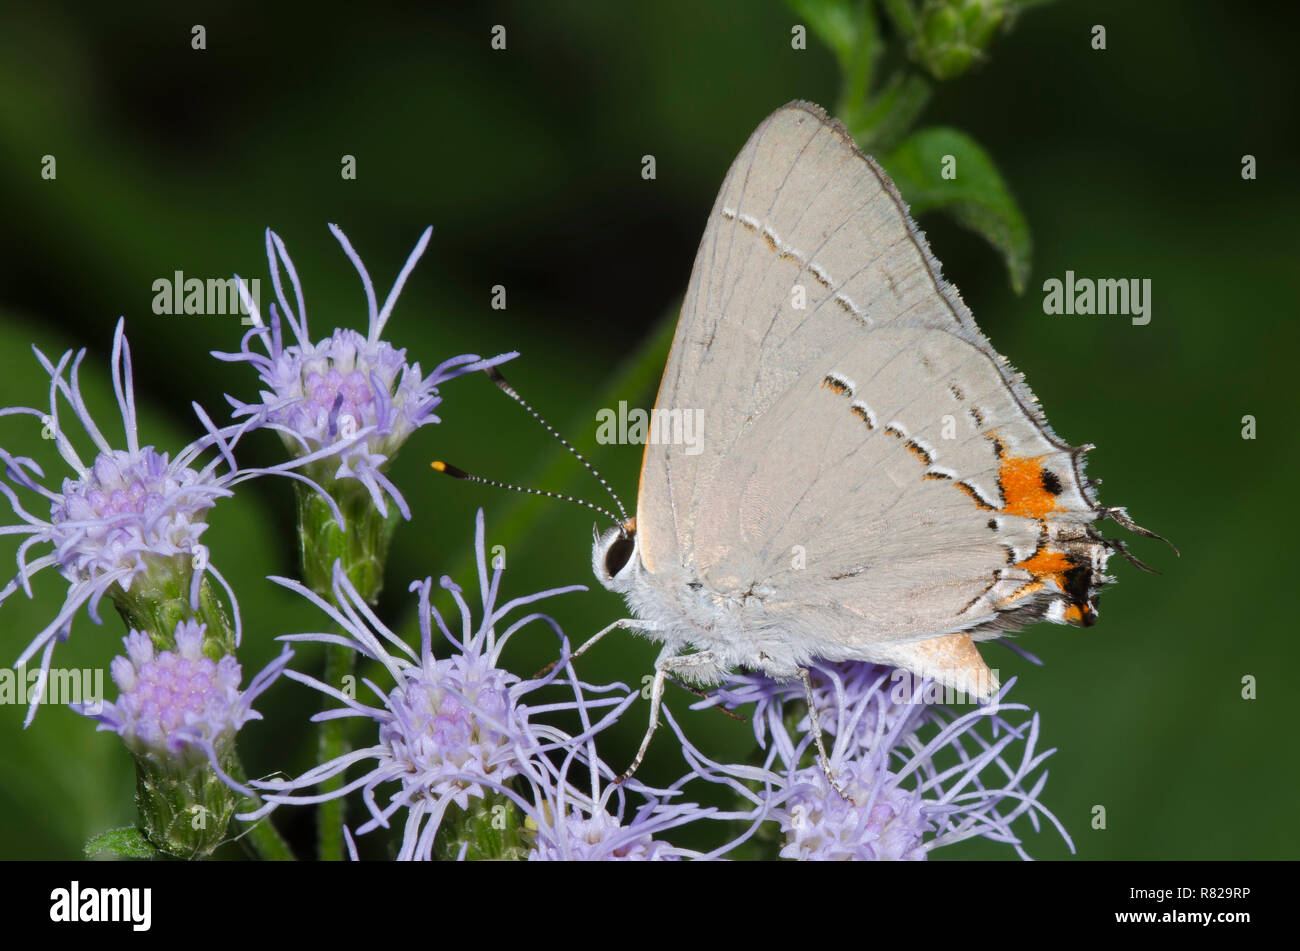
[{"x1": 0, "y1": 0, "x2": 1295, "y2": 860}]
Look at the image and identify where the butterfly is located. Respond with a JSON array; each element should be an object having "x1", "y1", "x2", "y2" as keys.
[
  {"x1": 438, "y1": 100, "x2": 1167, "y2": 786},
  {"x1": 584, "y1": 101, "x2": 1166, "y2": 779}
]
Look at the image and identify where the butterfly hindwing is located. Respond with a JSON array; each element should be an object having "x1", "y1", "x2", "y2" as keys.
[{"x1": 636, "y1": 101, "x2": 1113, "y2": 684}]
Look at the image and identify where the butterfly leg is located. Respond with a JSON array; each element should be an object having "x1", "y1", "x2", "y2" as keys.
[
  {"x1": 616, "y1": 647, "x2": 717, "y2": 785},
  {"x1": 533, "y1": 618, "x2": 658, "y2": 679},
  {"x1": 799, "y1": 667, "x2": 857, "y2": 806}
]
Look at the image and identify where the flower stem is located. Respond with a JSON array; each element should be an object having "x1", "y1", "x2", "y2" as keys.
[
  {"x1": 241, "y1": 811, "x2": 296, "y2": 861},
  {"x1": 294, "y1": 481, "x2": 400, "y2": 860},
  {"x1": 227, "y1": 755, "x2": 296, "y2": 861},
  {"x1": 109, "y1": 561, "x2": 293, "y2": 858},
  {"x1": 316, "y1": 638, "x2": 353, "y2": 861}
]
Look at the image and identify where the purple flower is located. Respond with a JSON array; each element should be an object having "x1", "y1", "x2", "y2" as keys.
[
  {"x1": 776, "y1": 760, "x2": 933, "y2": 861},
  {"x1": 244, "y1": 509, "x2": 634, "y2": 860},
  {"x1": 77, "y1": 618, "x2": 291, "y2": 784},
  {"x1": 0, "y1": 319, "x2": 310, "y2": 724},
  {"x1": 521, "y1": 744, "x2": 710, "y2": 861},
  {"x1": 513, "y1": 696, "x2": 781, "y2": 860},
  {"x1": 214, "y1": 226, "x2": 515, "y2": 519},
  {"x1": 529, "y1": 804, "x2": 684, "y2": 861},
  {"x1": 682, "y1": 662, "x2": 1073, "y2": 860},
  {"x1": 708, "y1": 661, "x2": 929, "y2": 764}
]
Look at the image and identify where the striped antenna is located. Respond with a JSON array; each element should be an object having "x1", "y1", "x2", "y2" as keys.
[
  {"x1": 483, "y1": 366, "x2": 629, "y2": 523},
  {"x1": 431, "y1": 461, "x2": 626, "y2": 530}
]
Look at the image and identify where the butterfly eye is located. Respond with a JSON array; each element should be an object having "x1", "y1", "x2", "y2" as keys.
[{"x1": 604, "y1": 532, "x2": 635, "y2": 578}]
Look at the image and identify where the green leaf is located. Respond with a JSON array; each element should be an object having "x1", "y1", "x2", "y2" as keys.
[
  {"x1": 786, "y1": 0, "x2": 863, "y2": 67},
  {"x1": 878, "y1": 0, "x2": 920, "y2": 39},
  {"x1": 845, "y1": 70, "x2": 931, "y2": 153},
  {"x1": 879, "y1": 126, "x2": 1032, "y2": 292},
  {"x1": 786, "y1": 0, "x2": 879, "y2": 118},
  {"x1": 84, "y1": 826, "x2": 157, "y2": 859}
]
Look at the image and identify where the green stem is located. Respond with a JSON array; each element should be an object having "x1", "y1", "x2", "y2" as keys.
[
  {"x1": 227, "y1": 755, "x2": 296, "y2": 861},
  {"x1": 109, "y1": 559, "x2": 293, "y2": 858},
  {"x1": 241, "y1": 813, "x2": 296, "y2": 861},
  {"x1": 316, "y1": 639, "x2": 354, "y2": 861},
  {"x1": 294, "y1": 480, "x2": 399, "y2": 860},
  {"x1": 838, "y1": 0, "x2": 880, "y2": 124},
  {"x1": 294, "y1": 479, "x2": 399, "y2": 601},
  {"x1": 878, "y1": 0, "x2": 920, "y2": 40}
]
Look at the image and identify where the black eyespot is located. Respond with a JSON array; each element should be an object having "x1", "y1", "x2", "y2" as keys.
[
  {"x1": 1040, "y1": 468, "x2": 1063, "y2": 496},
  {"x1": 1063, "y1": 560, "x2": 1093, "y2": 605},
  {"x1": 604, "y1": 532, "x2": 635, "y2": 577}
]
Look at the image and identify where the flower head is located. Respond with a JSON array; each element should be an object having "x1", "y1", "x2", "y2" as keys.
[
  {"x1": 80, "y1": 618, "x2": 291, "y2": 774},
  {"x1": 683, "y1": 662, "x2": 1073, "y2": 860},
  {"x1": 75, "y1": 617, "x2": 291, "y2": 858},
  {"x1": 247, "y1": 509, "x2": 634, "y2": 860},
  {"x1": 776, "y1": 761, "x2": 933, "y2": 861},
  {"x1": 215, "y1": 226, "x2": 515, "y2": 519},
  {"x1": 529, "y1": 804, "x2": 684, "y2": 861},
  {"x1": 380, "y1": 642, "x2": 520, "y2": 798},
  {"x1": 520, "y1": 740, "x2": 712, "y2": 861}
]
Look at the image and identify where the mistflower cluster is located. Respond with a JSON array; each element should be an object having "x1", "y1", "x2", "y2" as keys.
[
  {"x1": 0, "y1": 320, "x2": 302, "y2": 723},
  {"x1": 520, "y1": 741, "x2": 734, "y2": 861},
  {"x1": 244, "y1": 510, "x2": 637, "y2": 860},
  {"x1": 50, "y1": 446, "x2": 214, "y2": 583},
  {"x1": 215, "y1": 225, "x2": 515, "y2": 519},
  {"x1": 80, "y1": 619, "x2": 290, "y2": 774},
  {"x1": 684, "y1": 662, "x2": 1073, "y2": 860},
  {"x1": 523, "y1": 773, "x2": 758, "y2": 861},
  {"x1": 378, "y1": 639, "x2": 520, "y2": 803},
  {"x1": 530, "y1": 809, "x2": 680, "y2": 861},
  {"x1": 72, "y1": 618, "x2": 292, "y2": 858},
  {"x1": 776, "y1": 760, "x2": 933, "y2": 861}
]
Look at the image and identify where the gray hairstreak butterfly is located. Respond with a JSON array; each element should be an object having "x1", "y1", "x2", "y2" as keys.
[{"x1": 437, "y1": 100, "x2": 1170, "y2": 786}]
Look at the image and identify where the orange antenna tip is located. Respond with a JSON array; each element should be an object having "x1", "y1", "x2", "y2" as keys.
[{"x1": 430, "y1": 460, "x2": 470, "y2": 479}]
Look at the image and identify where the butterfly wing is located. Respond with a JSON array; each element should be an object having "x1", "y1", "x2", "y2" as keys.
[{"x1": 638, "y1": 101, "x2": 1113, "y2": 691}]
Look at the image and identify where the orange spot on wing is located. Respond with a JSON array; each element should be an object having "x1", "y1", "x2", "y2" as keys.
[
  {"x1": 1017, "y1": 548, "x2": 1072, "y2": 579},
  {"x1": 1014, "y1": 548, "x2": 1071, "y2": 596},
  {"x1": 999, "y1": 455, "x2": 1060, "y2": 519},
  {"x1": 1012, "y1": 548, "x2": 1097, "y2": 626}
]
